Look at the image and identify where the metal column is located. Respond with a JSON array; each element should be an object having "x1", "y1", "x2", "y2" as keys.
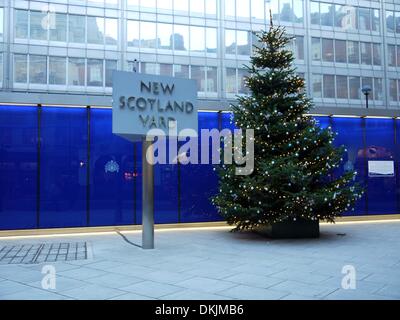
[{"x1": 142, "y1": 139, "x2": 154, "y2": 249}]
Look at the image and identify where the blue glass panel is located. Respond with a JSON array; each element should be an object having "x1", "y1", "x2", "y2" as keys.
[
  {"x1": 314, "y1": 116, "x2": 330, "y2": 129},
  {"x1": 0, "y1": 106, "x2": 37, "y2": 230},
  {"x1": 40, "y1": 107, "x2": 87, "y2": 228},
  {"x1": 221, "y1": 112, "x2": 236, "y2": 131},
  {"x1": 331, "y1": 117, "x2": 367, "y2": 216},
  {"x1": 180, "y1": 112, "x2": 221, "y2": 222},
  {"x1": 365, "y1": 118, "x2": 396, "y2": 214},
  {"x1": 135, "y1": 139, "x2": 179, "y2": 224},
  {"x1": 134, "y1": 142, "x2": 142, "y2": 225},
  {"x1": 89, "y1": 108, "x2": 135, "y2": 226}
]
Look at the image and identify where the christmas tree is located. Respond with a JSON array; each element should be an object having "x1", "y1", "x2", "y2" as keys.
[{"x1": 212, "y1": 24, "x2": 363, "y2": 232}]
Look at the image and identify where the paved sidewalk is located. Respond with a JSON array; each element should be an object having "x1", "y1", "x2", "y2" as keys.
[{"x1": 1, "y1": 221, "x2": 400, "y2": 300}]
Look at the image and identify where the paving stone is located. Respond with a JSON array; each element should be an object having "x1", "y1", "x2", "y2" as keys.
[
  {"x1": 119, "y1": 280, "x2": 184, "y2": 298},
  {"x1": 61, "y1": 284, "x2": 127, "y2": 300},
  {"x1": 217, "y1": 285, "x2": 289, "y2": 300}
]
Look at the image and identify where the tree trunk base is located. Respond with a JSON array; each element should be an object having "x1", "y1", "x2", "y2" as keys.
[{"x1": 255, "y1": 218, "x2": 320, "y2": 239}]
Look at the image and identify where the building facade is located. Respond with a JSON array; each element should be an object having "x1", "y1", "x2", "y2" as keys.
[{"x1": 0, "y1": 0, "x2": 400, "y2": 231}]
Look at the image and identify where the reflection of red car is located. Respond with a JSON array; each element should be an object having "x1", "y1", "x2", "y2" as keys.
[{"x1": 357, "y1": 146, "x2": 393, "y2": 159}]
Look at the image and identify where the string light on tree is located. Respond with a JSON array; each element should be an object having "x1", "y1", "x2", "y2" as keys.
[{"x1": 212, "y1": 21, "x2": 363, "y2": 231}]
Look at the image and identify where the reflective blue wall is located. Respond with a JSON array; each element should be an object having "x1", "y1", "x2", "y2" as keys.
[
  {"x1": 0, "y1": 106, "x2": 37, "y2": 230},
  {"x1": 0, "y1": 106, "x2": 399, "y2": 230}
]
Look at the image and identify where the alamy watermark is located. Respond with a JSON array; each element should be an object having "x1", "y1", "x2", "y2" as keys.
[
  {"x1": 341, "y1": 265, "x2": 356, "y2": 290},
  {"x1": 145, "y1": 123, "x2": 254, "y2": 176},
  {"x1": 41, "y1": 265, "x2": 56, "y2": 290}
]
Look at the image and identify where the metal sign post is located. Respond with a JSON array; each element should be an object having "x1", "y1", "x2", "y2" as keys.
[
  {"x1": 112, "y1": 71, "x2": 197, "y2": 250},
  {"x1": 142, "y1": 139, "x2": 154, "y2": 249}
]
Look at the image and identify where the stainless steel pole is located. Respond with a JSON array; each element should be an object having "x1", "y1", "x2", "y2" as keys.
[{"x1": 142, "y1": 139, "x2": 154, "y2": 249}]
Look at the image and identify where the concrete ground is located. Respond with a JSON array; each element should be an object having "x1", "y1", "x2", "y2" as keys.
[{"x1": 0, "y1": 220, "x2": 400, "y2": 300}]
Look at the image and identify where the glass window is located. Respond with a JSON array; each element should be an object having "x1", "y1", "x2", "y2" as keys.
[
  {"x1": 372, "y1": 9, "x2": 379, "y2": 32},
  {"x1": 360, "y1": 42, "x2": 372, "y2": 65},
  {"x1": 15, "y1": 9, "x2": 28, "y2": 39},
  {"x1": 40, "y1": 107, "x2": 87, "y2": 228},
  {"x1": 29, "y1": 55, "x2": 47, "y2": 84},
  {"x1": 0, "y1": 53, "x2": 2, "y2": 82},
  {"x1": 311, "y1": 37, "x2": 320, "y2": 61},
  {"x1": 226, "y1": 68, "x2": 236, "y2": 94},
  {"x1": 87, "y1": 59, "x2": 103, "y2": 86},
  {"x1": 127, "y1": 0, "x2": 139, "y2": 8},
  {"x1": 141, "y1": 62, "x2": 159, "y2": 74},
  {"x1": 180, "y1": 112, "x2": 220, "y2": 222},
  {"x1": 334, "y1": 5, "x2": 344, "y2": 27},
  {"x1": 237, "y1": 0, "x2": 250, "y2": 19},
  {"x1": 190, "y1": 0, "x2": 204, "y2": 15},
  {"x1": 310, "y1": 2, "x2": 320, "y2": 25},
  {"x1": 173, "y1": 24, "x2": 189, "y2": 51},
  {"x1": 14, "y1": 54, "x2": 27, "y2": 83},
  {"x1": 49, "y1": 56, "x2": 66, "y2": 85},
  {"x1": 105, "y1": 18, "x2": 118, "y2": 45},
  {"x1": 141, "y1": 0, "x2": 156, "y2": 10},
  {"x1": 30, "y1": 11, "x2": 47, "y2": 40},
  {"x1": 280, "y1": 0, "x2": 293, "y2": 23},
  {"x1": 140, "y1": 21, "x2": 156, "y2": 49},
  {"x1": 372, "y1": 43, "x2": 381, "y2": 66},
  {"x1": 225, "y1": 29, "x2": 236, "y2": 55},
  {"x1": 190, "y1": 26, "x2": 205, "y2": 53},
  {"x1": 158, "y1": 0, "x2": 173, "y2": 11},
  {"x1": 267, "y1": 0, "x2": 279, "y2": 23},
  {"x1": 158, "y1": 23, "x2": 173, "y2": 50},
  {"x1": 205, "y1": 0, "x2": 216, "y2": 15},
  {"x1": 386, "y1": 11, "x2": 395, "y2": 33},
  {"x1": 362, "y1": 77, "x2": 373, "y2": 100},
  {"x1": 358, "y1": 8, "x2": 371, "y2": 31},
  {"x1": 388, "y1": 44, "x2": 396, "y2": 67},
  {"x1": 320, "y1": 3, "x2": 334, "y2": 27},
  {"x1": 349, "y1": 76, "x2": 360, "y2": 99},
  {"x1": 293, "y1": 0, "x2": 303, "y2": 23},
  {"x1": 374, "y1": 78, "x2": 383, "y2": 101},
  {"x1": 191, "y1": 66, "x2": 205, "y2": 92},
  {"x1": 396, "y1": 12, "x2": 400, "y2": 34},
  {"x1": 105, "y1": 60, "x2": 117, "y2": 87},
  {"x1": 238, "y1": 69, "x2": 249, "y2": 94},
  {"x1": 206, "y1": 67, "x2": 217, "y2": 92},
  {"x1": 206, "y1": 27, "x2": 217, "y2": 53},
  {"x1": 89, "y1": 109, "x2": 135, "y2": 227},
  {"x1": 127, "y1": 20, "x2": 139, "y2": 47},
  {"x1": 397, "y1": 46, "x2": 400, "y2": 67},
  {"x1": 323, "y1": 74, "x2": 335, "y2": 98},
  {"x1": 0, "y1": 8, "x2": 3, "y2": 38},
  {"x1": 0, "y1": 106, "x2": 38, "y2": 230},
  {"x1": 251, "y1": 0, "x2": 264, "y2": 20},
  {"x1": 335, "y1": 40, "x2": 346, "y2": 63},
  {"x1": 322, "y1": 38, "x2": 334, "y2": 62},
  {"x1": 160, "y1": 63, "x2": 173, "y2": 76},
  {"x1": 175, "y1": 0, "x2": 188, "y2": 13},
  {"x1": 174, "y1": 64, "x2": 189, "y2": 78},
  {"x1": 341, "y1": 5, "x2": 357, "y2": 30},
  {"x1": 49, "y1": 13, "x2": 67, "y2": 42},
  {"x1": 87, "y1": 16, "x2": 104, "y2": 44},
  {"x1": 347, "y1": 41, "x2": 359, "y2": 64},
  {"x1": 295, "y1": 36, "x2": 304, "y2": 60},
  {"x1": 68, "y1": 57, "x2": 85, "y2": 86},
  {"x1": 225, "y1": 0, "x2": 235, "y2": 18},
  {"x1": 312, "y1": 74, "x2": 322, "y2": 98},
  {"x1": 237, "y1": 31, "x2": 251, "y2": 56},
  {"x1": 336, "y1": 75, "x2": 348, "y2": 99},
  {"x1": 389, "y1": 79, "x2": 398, "y2": 102},
  {"x1": 69, "y1": 15, "x2": 86, "y2": 43}
]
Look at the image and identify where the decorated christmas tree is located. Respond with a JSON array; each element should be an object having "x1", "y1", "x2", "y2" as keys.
[{"x1": 212, "y1": 24, "x2": 363, "y2": 232}]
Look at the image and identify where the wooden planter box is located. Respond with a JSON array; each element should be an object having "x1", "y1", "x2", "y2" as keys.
[{"x1": 255, "y1": 218, "x2": 320, "y2": 239}]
